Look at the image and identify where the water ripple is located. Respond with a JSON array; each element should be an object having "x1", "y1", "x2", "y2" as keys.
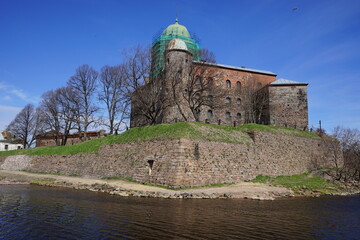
[{"x1": 1, "y1": 185, "x2": 359, "y2": 240}]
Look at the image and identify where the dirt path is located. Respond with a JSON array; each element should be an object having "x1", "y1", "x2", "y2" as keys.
[{"x1": 0, "y1": 170, "x2": 293, "y2": 200}]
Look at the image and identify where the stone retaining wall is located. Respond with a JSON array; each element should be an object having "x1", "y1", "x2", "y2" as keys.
[{"x1": 0, "y1": 132, "x2": 342, "y2": 188}]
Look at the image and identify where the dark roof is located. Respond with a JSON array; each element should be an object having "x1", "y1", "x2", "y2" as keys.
[
  {"x1": 193, "y1": 61, "x2": 277, "y2": 76},
  {"x1": 269, "y1": 78, "x2": 308, "y2": 86}
]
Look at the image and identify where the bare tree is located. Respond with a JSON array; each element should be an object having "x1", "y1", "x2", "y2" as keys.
[
  {"x1": 7, "y1": 104, "x2": 43, "y2": 148},
  {"x1": 128, "y1": 45, "x2": 219, "y2": 125},
  {"x1": 123, "y1": 45, "x2": 151, "y2": 93},
  {"x1": 241, "y1": 75, "x2": 268, "y2": 124},
  {"x1": 67, "y1": 64, "x2": 99, "y2": 141},
  {"x1": 131, "y1": 76, "x2": 168, "y2": 125},
  {"x1": 56, "y1": 87, "x2": 78, "y2": 145},
  {"x1": 200, "y1": 48, "x2": 217, "y2": 63},
  {"x1": 332, "y1": 126, "x2": 360, "y2": 182},
  {"x1": 123, "y1": 45, "x2": 163, "y2": 127},
  {"x1": 168, "y1": 62, "x2": 225, "y2": 122},
  {"x1": 39, "y1": 90, "x2": 63, "y2": 146},
  {"x1": 39, "y1": 87, "x2": 79, "y2": 146},
  {"x1": 99, "y1": 65, "x2": 129, "y2": 134}
]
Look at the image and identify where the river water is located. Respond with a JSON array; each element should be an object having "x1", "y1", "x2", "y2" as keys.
[{"x1": 0, "y1": 185, "x2": 359, "y2": 240}]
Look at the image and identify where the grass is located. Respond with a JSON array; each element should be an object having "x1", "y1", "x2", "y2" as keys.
[
  {"x1": 21, "y1": 170, "x2": 82, "y2": 177},
  {"x1": 0, "y1": 122, "x2": 319, "y2": 157},
  {"x1": 68, "y1": 174, "x2": 82, "y2": 177},
  {"x1": 30, "y1": 178, "x2": 56, "y2": 185},
  {"x1": 101, "y1": 176, "x2": 138, "y2": 183},
  {"x1": 21, "y1": 170, "x2": 63, "y2": 175},
  {"x1": 236, "y1": 123, "x2": 320, "y2": 139},
  {"x1": 250, "y1": 173, "x2": 341, "y2": 194}
]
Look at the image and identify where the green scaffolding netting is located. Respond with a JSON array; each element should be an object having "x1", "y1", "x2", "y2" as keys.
[{"x1": 151, "y1": 34, "x2": 200, "y2": 78}]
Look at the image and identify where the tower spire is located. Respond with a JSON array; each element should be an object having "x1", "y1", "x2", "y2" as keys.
[{"x1": 176, "y1": 4, "x2": 179, "y2": 23}]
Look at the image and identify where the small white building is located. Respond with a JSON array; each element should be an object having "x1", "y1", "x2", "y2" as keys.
[{"x1": 0, "y1": 130, "x2": 23, "y2": 151}]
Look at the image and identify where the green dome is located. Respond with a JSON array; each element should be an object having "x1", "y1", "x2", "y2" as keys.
[{"x1": 162, "y1": 18, "x2": 191, "y2": 38}]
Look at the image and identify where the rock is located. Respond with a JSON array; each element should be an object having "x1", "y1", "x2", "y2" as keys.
[
  {"x1": 117, "y1": 192, "x2": 130, "y2": 197},
  {"x1": 251, "y1": 196, "x2": 275, "y2": 201},
  {"x1": 223, "y1": 193, "x2": 232, "y2": 198},
  {"x1": 180, "y1": 192, "x2": 190, "y2": 198}
]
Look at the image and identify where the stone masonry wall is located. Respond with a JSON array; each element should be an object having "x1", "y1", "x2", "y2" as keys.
[
  {"x1": 268, "y1": 85, "x2": 308, "y2": 130},
  {"x1": 0, "y1": 132, "x2": 342, "y2": 188}
]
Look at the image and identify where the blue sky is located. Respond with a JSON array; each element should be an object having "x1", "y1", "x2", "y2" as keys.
[{"x1": 1, "y1": 0, "x2": 359, "y2": 132}]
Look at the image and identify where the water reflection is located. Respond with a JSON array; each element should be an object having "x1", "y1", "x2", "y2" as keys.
[{"x1": 0, "y1": 185, "x2": 359, "y2": 239}]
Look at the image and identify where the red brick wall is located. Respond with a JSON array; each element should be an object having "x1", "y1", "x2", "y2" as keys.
[{"x1": 200, "y1": 65, "x2": 276, "y2": 88}]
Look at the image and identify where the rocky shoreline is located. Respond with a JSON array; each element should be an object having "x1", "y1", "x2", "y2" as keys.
[
  {"x1": 1, "y1": 170, "x2": 359, "y2": 200},
  {"x1": 0, "y1": 180, "x2": 29, "y2": 185}
]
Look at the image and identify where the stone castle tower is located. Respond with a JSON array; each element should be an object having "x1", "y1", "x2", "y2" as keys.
[
  {"x1": 131, "y1": 19, "x2": 309, "y2": 130},
  {"x1": 151, "y1": 18, "x2": 200, "y2": 78}
]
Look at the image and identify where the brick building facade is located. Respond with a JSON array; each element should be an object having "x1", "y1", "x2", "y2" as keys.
[
  {"x1": 131, "y1": 20, "x2": 308, "y2": 130},
  {"x1": 36, "y1": 130, "x2": 106, "y2": 147}
]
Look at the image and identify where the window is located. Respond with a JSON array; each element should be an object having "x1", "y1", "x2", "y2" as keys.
[
  {"x1": 237, "y1": 113, "x2": 242, "y2": 119},
  {"x1": 226, "y1": 80, "x2": 231, "y2": 88},
  {"x1": 225, "y1": 112, "x2": 231, "y2": 120},
  {"x1": 207, "y1": 110, "x2": 213, "y2": 118},
  {"x1": 236, "y1": 81, "x2": 241, "y2": 89},
  {"x1": 207, "y1": 77, "x2": 213, "y2": 85},
  {"x1": 195, "y1": 76, "x2": 201, "y2": 84},
  {"x1": 208, "y1": 95, "x2": 214, "y2": 102},
  {"x1": 176, "y1": 69, "x2": 182, "y2": 78},
  {"x1": 225, "y1": 97, "x2": 231, "y2": 104},
  {"x1": 194, "y1": 93, "x2": 201, "y2": 100},
  {"x1": 147, "y1": 160, "x2": 154, "y2": 175},
  {"x1": 237, "y1": 98, "x2": 242, "y2": 105}
]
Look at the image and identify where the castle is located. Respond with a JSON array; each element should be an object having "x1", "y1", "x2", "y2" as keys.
[
  {"x1": 131, "y1": 19, "x2": 308, "y2": 130},
  {"x1": 0, "y1": 20, "x2": 341, "y2": 190}
]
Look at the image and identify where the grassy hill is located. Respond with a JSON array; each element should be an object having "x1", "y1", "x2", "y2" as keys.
[{"x1": 0, "y1": 122, "x2": 319, "y2": 157}]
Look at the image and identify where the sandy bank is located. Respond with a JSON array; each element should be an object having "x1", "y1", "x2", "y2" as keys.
[{"x1": 0, "y1": 170, "x2": 295, "y2": 200}]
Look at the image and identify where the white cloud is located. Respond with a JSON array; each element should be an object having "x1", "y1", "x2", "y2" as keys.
[
  {"x1": 0, "y1": 81, "x2": 39, "y2": 104},
  {"x1": 3, "y1": 95, "x2": 12, "y2": 101},
  {"x1": 0, "y1": 82, "x2": 8, "y2": 90},
  {"x1": 0, "y1": 105, "x2": 22, "y2": 130},
  {"x1": 10, "y1": 89, "x2": 29, "y2": 101}
]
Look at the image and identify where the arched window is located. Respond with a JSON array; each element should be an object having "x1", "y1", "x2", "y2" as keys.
[
  {"x1": 236, "y1": 81, "x2": 241, "y2": 89},
  {"x1": 207, "y1": 110, "x2": 213, "y2": 118},
  {"x1": 195, "y1": 76, "x2": 201, "y2": 84},
  {"x1": 226, "y1": 80, "x2": 231, "y2": 88},
  {"x1": 225, "y1": 111, "x2": 231, "y2": 120},
  {"x1": 176, "y1": 69, "x2": 182, "y2": 78},
  {"x1": 147, "y1": 160, "x2": 154, "y2": 175},
  {"x1": 225, "y1": 97, "x2": 231, "y2": 104},
  {"x1": 237, "y1": 98, "x2": 241, "y2": 105},
  {"x1": 194, "y1": 93, "x2": 201, "y2": 100},
  {"x1": 237, "y1": 113, "x2": 242, "y2": 119}
]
